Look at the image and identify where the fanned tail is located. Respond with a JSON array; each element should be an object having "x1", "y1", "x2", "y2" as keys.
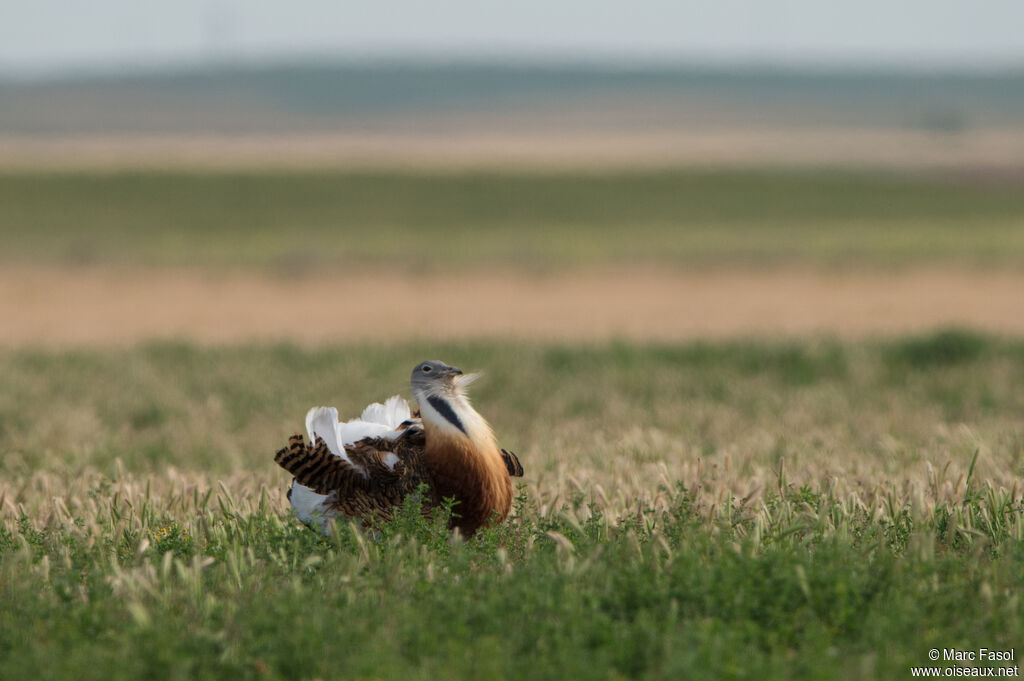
[{"x1": 274, "y1": 434, "x2": 361, "y2": 495}]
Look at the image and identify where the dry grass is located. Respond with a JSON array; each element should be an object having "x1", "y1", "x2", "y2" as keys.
[
  {"x1": 3, "y1": 435, "x2": 1017, "y2": 547},
  {"x1": 3, "y1": 334, "x2": 1021, "y2": 528}
]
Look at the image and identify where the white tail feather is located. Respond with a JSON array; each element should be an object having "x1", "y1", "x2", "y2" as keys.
[
  {"x1": 360, "y1": 395, "x2": 412, "y2": 429},
  {"x1": 288, "y1": 481, "x2": 331, "y2": 532},
  {"x1": 305, "y1": 407, "x2": 352, "y2": 465},
  {"x1": 337, "y1": 419, "x2": 395, "y2": 445}
]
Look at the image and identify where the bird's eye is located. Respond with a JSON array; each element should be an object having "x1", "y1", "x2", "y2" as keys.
[{"x1": 422, "y1": 365, "x2": 432, "y2": 373}]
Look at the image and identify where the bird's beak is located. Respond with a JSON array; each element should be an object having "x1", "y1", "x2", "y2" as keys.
[{"x1": 448, "y1": 366, "x2": 463, "y2": 376}]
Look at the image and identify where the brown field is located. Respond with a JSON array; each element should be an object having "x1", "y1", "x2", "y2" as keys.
[
  {"x1": 3, "y1": 127, "x2": 1024, "y2": 171},
  {"x1": 4, "y1": 265, "x2": 1023, "y2": 346}
]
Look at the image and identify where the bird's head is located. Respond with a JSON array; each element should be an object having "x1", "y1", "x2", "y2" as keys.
[
  {"x1": 410, "y1": 360, "x2": 478, "y2": 400},
  {"x1": 411, "y1": 360, "x2": 499, "y2": 453},
  {"x1": 410, "y1": 360, "x2": 484, "y2": 438}
]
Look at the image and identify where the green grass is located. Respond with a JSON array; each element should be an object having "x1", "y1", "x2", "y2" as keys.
[
  {"x1": 2, "y1": 169, "x2": 1023, "y2": 269},
  {"x1": 2, "y1": 335, "x2": 1024, "y2": 679},
  {"x1": 1, "y1": 480, "x2": 1022, "y2": 681}
]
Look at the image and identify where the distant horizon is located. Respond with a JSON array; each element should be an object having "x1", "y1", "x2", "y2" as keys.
[{"x1": 4, "y1": 51, "x2": 1024, "y2": 85}]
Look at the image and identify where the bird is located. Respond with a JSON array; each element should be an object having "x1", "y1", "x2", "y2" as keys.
[{"x1": 274, "y1": 360, "x2": 524, "y2": 537}]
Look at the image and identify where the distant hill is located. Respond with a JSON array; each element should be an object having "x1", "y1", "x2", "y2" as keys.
[{"x1": 2, "y1": 62, "x2": 1022, "y2": 135}]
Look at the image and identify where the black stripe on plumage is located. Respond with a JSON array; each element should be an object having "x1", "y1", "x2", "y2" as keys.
[{"x1": 426, "y1": 395, "x2": 468, "y2": 436}]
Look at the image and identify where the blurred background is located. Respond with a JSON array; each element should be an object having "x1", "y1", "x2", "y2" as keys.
[
  {"x1": 3, "y1": 0, "x2": 1024, "y2": 168},
  {"x1": 1, "y1": 0, "x2": 1022, "y2": 344}
]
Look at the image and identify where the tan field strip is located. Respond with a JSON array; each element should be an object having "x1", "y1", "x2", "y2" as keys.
[
  {"x1": 2, "y1": 266, "x2": 1022, "y2": 346},
  {"x1": 3, "y1": 127, "x2": 1024, "y2": 171}
]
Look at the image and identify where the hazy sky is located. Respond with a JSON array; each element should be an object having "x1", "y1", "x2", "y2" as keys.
[{"x1": 2, "y1": 0, "x2": 1023, "y2": 76}]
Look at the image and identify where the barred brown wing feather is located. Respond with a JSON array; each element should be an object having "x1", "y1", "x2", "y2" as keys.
[
  {"x1": 274, "y1": 434, "x2": 362, "y2": 495},
  {"x1": 500, "y1": 449, "x2": 524, "y2": 477},
  {"x1": 324, "y1": 431, "x2": 431, "y2": 520},
  {"x1": 274, "y1": 429, "x2": 431, "y2": 520}
]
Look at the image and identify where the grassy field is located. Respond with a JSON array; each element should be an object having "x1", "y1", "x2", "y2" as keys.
[
  {"x1": 1, "y1": 169, "x2": 1023, "y2": 270},
  {"x1": 2, "y1": 334, "x2": 1023, "y2": 680},
  {"x1": 2, "y1": 165, "x2": 1022, "y2": 678}
]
